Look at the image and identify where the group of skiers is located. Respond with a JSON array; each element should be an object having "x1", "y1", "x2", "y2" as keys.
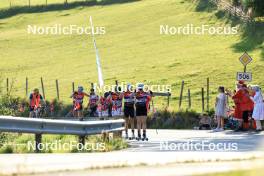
[{"x1": 28, "y1": 83, "x2": 152, "y2": 140}]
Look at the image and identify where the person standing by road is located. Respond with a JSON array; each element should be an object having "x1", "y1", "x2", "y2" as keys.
[
  {"x1": 214, "y1": 86, "x2": 227, "y2": 132},
  {"x1": 135, "y1": 83, "x2": 152, "y2": 141},
  {"x1": 29, "y1": 88, "x2": 45, "y2": 118},
  {"x1": 88, "y1": 88, "x2": 99, "y2": 117},
  {"x1": 70, "y1": 86, "x2": 89, "y2": 120},
  {"x1": 227, "y1": 81, "x2": 246, "y2": 131},
  {"x1": 250, "y1": 86, "x2": 264, "y2": 131},
  {"x1": 121, "y1": 83, "x2": 136, "y2": 139},
  {"x1": 240, "y1": 84, "x2": 254, "y2": 131}
]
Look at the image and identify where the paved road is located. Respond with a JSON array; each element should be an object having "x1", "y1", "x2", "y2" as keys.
[
  {"x1": 0, "y1": 130, "x2": 263, "y2": 176},
  {"x1": 124, "y1": 129, "x2": 264, "y2": 152}
]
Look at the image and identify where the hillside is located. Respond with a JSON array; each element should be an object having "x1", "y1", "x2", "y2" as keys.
[{"x1": 0, "y1": 0, "x2": 263, "y2": 111}]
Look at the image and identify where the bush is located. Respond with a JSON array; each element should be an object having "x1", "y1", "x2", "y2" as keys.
[
  {"x1": 242, "y1": 0, "x2": 264, "y2": 17},
  {"x1": 147, "y1": 109, "x2": 201, "y2": 129}
]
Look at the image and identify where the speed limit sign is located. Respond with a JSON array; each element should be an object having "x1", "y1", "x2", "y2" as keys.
[{"x1": 237, "y1": 72, "x2": 252, "y2": 81}]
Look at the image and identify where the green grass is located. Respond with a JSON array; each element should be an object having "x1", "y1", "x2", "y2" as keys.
[
  {"x1": 0, "y1": 0, "x2": 85, "y2": 9},
  {"x1": 0, "y1": 133, "x2": 128, "y2": 153},
  {"x1": 0, "y1": 0, "x2": 263, "y2": 111}
]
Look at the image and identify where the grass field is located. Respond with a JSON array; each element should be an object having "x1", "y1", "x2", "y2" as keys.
[
  {"x1": 0, "y1": 133, "x2": 127, "y2": 153},
  {"x1": 0, "y1": 0, "x2": 263, "y2": 111}
]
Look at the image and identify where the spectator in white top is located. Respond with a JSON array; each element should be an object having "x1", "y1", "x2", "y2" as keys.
[
  {"x1": 214, "y1": 86, "x2": 227, "y2": 132},
  {"x1": 251, "y1": 86, "x2": 264, "y2": 131}
]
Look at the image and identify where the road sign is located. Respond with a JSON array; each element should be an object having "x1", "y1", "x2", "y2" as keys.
[
  {"x1": 237, "y1": 72, "x2": 252, "y2": 81},
  {"x1": 239, "y1": 52, "x2": 252, "y2": 66}
]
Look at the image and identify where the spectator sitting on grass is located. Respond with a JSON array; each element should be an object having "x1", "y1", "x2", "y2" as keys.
[{"x1": 199, "y1": 113, "x2": 211, "y2": 130}]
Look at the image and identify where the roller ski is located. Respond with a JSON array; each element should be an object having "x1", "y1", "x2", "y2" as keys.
[
  {"x1": 124, "y1": 133, "x2": 129, "y2": 140},
  {"x1": 141, "y1": 133, "x2": 148, "y2": 141},
  {"x1": 136, "y1": 133, "x2": 141, "y2": 141},
  {"x1": 141, "y1": 136, "x2": 148, "y2": 141},
  {"x1": 128, "y1": 133, "x2": 136, "y2": 140}
]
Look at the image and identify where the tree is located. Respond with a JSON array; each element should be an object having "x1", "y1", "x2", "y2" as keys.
[{"x1": 242, "y1": 0, "x2": 264, "y2": 17}]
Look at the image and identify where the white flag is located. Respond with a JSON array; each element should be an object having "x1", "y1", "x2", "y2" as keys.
[{"x1": 90, "y1": 16, "x2": 104, "y2": 89}]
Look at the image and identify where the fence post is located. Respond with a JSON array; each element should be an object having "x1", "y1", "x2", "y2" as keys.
[
  {"x1": 6, "y1": 78, "x2": 9, "y2": 95},
  {"x1": 206, "y1": 77, "x2": 210, "y2": 112},
  {"x1": 26, "y1": 77, "x2": 28, "y2": 97},
  {"x1": 167, "y1": 89, "x2": 170, "y2": 107},
  {"x1": 72, "y1": 82, "x2": 75, "y2": 92},
  {"x1": 179, "y1": 80, "x2": 184, "y2": 108},
  {"x1": 56, "y1": 79, "x2": 60, "y2": 100},
  {"x1": 29, "y1": 0, "x2": 30, "y2": 7},
  {"x1": 202, "y1": 87, "x2": 205, "y2": 112},
  {"x1": 40, "y1": 77, "x2": 46, "y2": 99},
  {"x1": 188, "y1": 89, "x2": 191, "y2": 109},
  {"x1": 46, "y1": 0, "x2": 47, "y2": 6}
]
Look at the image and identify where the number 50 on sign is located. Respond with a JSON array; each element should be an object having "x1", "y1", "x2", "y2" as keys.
[{"x1": 237, "y1": 72, "x2": 252, "y2": 81}]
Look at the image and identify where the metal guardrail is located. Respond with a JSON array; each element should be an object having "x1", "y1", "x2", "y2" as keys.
[{"x1": 0, "y1": 116, "x2": 125, "y2": 135}]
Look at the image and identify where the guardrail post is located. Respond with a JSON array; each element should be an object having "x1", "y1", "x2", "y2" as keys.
[
  {"x1": 35, "y1": 134, "x2": 42, "y2": 153},
  {"x1": 78, "y1": 136, "x2": 86, "y2": 146}
]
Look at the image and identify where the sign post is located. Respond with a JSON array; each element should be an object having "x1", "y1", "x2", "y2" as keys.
[{"x1": 237, "y1": 52, "x2": 253, "y2": 82}]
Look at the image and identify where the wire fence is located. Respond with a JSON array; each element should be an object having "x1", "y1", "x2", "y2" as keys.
[{"x1": 1, "y1": 76, "x2": 236, "y2": 113}]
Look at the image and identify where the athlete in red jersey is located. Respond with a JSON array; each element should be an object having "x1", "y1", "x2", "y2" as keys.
[
  {"x1": 121, "y1": 84, "x2": 136, "y2": 139},
  {"x1": 29, "y1": 88, "x2": 45, "y2": 118},
  {"x1": 88, "y1": 88, "x2": 99, "y2": 117},
  {"x1": 70, "y1": 86, "x2": 89, "y2": 120},
  {"x1": 135, "y1": 83, "x2": 151, "y2": 141}
]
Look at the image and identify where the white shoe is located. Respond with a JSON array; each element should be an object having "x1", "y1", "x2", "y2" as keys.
[
  {"x1": 213, "y1": 128, "x2": 219, "y2": 132},
  {"x1": 218, "y1": 128, "x2": 224, "y2": 131}
]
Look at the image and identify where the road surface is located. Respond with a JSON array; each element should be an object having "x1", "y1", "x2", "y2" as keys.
[{"x1": 0, "y1": 130, "x2": 263, "y2": 176}]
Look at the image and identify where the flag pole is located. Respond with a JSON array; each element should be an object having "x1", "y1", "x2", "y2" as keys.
[{"x1": 89, "y1": 16, "x2": 104, "y2": 92}]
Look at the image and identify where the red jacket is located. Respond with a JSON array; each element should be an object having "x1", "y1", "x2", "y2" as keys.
[
  {"x1": 240, "y1": 89, "x2": 254, "y2": 111},
  {"x1": 232, "y1": 89, "x2": 243, "y2": 119}
]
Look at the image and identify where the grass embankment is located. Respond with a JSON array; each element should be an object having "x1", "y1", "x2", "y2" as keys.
[
  {"x1": 0, "y1": 0, "x2": 263, "y2": 112},
  {"x1": 0, "y1": 133, "x2": 128, "y2": 153},
  {"x1": 0, "y1": 95, "x2": 128, "y2": 154}
]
